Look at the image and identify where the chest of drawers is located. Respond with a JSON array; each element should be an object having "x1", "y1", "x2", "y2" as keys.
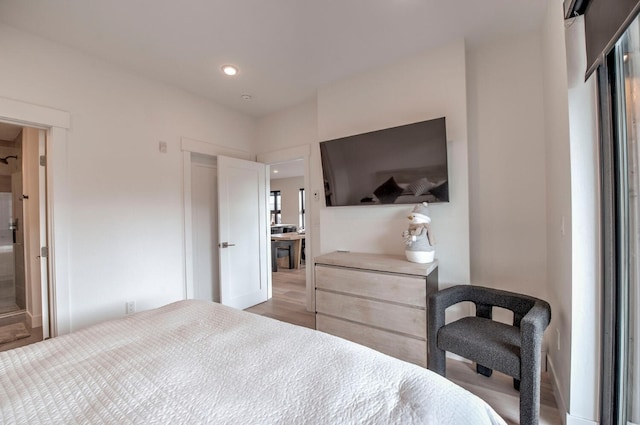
[{"x1": 314, "y1": 252, "x2": 438, "y2": 367}]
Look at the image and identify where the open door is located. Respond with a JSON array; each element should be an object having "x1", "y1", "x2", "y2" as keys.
[
  {"x1": 37, "y1": 130, "x2": 50, "y2": 338},
  {"x1": 217, "y1": 155, "x2": 269, "y2": 309},
  {"x1": 21, "y1": 127, "x2": 49, "y2": 338}
]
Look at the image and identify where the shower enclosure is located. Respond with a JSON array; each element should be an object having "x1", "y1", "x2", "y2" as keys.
[{"x1": 0, "y1": 148, "x2": 24, "y2": 316}]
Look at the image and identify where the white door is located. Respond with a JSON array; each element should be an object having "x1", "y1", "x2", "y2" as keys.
[
  {"x1": 38, "y1": 130, "x2": 49, "y2": 338},
  {"x1": 217, "y1": 155, "x2": 269, "y2": 309}
]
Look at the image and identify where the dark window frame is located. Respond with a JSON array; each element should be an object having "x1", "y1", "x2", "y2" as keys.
[
  {"x1": 299, "y1": 188, "x2": 305, "y2": 229},
  {"x1": 270, "y1": 190, "x2": 281, "y2": 225}
]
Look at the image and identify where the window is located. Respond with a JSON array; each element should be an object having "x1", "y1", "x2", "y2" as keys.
[
  {"x1": 269, "y1": 190, "x2": 281, "y2": 225},
  {"x1": 299, "y1": 188, "x2": 305, "y2": 229}
]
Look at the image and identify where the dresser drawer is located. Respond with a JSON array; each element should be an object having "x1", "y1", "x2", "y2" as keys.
[
  {"x1": 315, "y1": 265, "x2": 426, "y2": 307},
  {"x1": 315, "y1": 290, "x2": 426, "y2": 339},
  {"x1": 317, "y1": 314, "x2": 427, "y2": 367}
]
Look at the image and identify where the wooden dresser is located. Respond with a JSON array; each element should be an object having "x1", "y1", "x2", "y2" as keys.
[{"x1": 314, "y1": 251, "x2": 438, "y2": 367}]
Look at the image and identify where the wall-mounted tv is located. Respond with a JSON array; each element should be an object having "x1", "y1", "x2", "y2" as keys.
[{"x1": 320, "y1": 117, "x2": 449, "y2": 207}]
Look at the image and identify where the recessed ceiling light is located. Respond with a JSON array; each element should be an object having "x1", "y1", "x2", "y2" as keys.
[
  {"x1": 221, "y1": 65, "x2": 238, "y2": 76},
  {"x1": 273, "y1": 169, "x2": 279, "y2": 174},
  {"x1": 241, "y1": 94, "x2": 252, "y2": 101}
]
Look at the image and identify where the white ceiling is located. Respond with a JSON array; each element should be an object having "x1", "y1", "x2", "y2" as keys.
[
  {"x1": 270, "y1": 159, "x2": 305, "y2": 180},
  {"x1": 0, "y1": 0, "x2": 547, "y2": 118}
]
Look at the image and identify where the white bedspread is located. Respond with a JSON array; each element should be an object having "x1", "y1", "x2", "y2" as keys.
[{"x1": 0, "y1": 300, "x2": 506, "y2": 424}]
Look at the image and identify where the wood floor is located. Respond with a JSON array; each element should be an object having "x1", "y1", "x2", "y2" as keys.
[
  {"x1": 245, "y1": 267, "x2": 563, "y2": 425},
  {"x1": 245, "y1": 266, "x2": 315, "y2": 329}
]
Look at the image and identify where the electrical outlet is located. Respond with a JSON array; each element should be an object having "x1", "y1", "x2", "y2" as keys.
[
  {"x1": 158, "y1": 141, "x2": 167, "y2": 153},
  {"x1": 313, "y1": 190, "x2": 320, "y2": 201},
  {"x1": 126, "y1": 301, "x2": 136, "y2": 315}
]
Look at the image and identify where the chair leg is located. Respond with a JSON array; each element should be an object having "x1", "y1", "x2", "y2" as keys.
[
  {"x1": 288, "y1": 247, "x2": 294, "y2": 269},
  {"x1": 476, "y1": 364, "x2": 493, "y2": 377},
  {"x1": 427, "y1": 346, "x2": 447, "y2": 377},
  {"x1": 519, "y1": 360, "x2": 541, "y2": 425},
  {"x1": 271, "y1": 244, "x2": 278, "y2": 272}
]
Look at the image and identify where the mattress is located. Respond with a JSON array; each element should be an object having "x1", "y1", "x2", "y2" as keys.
[{"x1": 0, "y1": 300, "x2": 506, "y2": 424}]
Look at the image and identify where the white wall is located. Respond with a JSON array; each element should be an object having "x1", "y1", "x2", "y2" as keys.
[
  {"x1": 255, "y1": 100, "x2": 318, "y2": 153},
  {"x1": 466, "y1": 32, "x2": 548, "y2": 307},
  {"x1": 271, "y1": 176, "x2": 304, "y2": 226},
  {"x1": 316, "y1": 39, "x2": 470, "y2": 287},
  {"x1": 0, "y1": 24, "x2": 257, "y2": 330},
  {"x1": 566, "y1": 14, "x2": 601, "y2": 424},
  {"x1": 541, "y1": 0, "x2": 584, "y2": 422}
]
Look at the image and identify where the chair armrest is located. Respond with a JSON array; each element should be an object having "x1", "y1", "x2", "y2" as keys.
[
  {"x1": 428, "y1": 285, "x2": 476, "y2": 337},
  {"x1": 520, "y1": 300, "x2": 551, "y2": 383},
  {"x1": 428, "y1": 285, "x2": 475, "y2": 317},
  {"x1": 520, "y1": 301, "x2": 551, "y2": 344},
  {"x1": 428, "y1": 285, "x2": 550, "y2": 332}
]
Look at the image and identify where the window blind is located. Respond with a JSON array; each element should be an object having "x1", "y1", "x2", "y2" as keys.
[{"x1": 568, "y1": 0, "x2": 640, "y2": 77}]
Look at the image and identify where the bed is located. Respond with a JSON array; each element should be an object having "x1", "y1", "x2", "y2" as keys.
[{"x1": 0, "y1": 300, "x2": 506, "y2": 424}]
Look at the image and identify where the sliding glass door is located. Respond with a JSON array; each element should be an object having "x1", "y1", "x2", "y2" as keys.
[
  {"x1": 601, "y1": 15, "x2": 640, "y2": 425},
  {"x1": 623, "y1": 20, "x2": 640, "y2": 423}
]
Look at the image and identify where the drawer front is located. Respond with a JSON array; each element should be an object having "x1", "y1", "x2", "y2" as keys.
[
  {"x1": 316, "y1": 314, "x2": 427, "y2": 367},
  {"x1": 315, "y1": 265, "x2": 426, "y2": 307},
  {"x1": 315, "y1": 290, "x2": 426, "y2": 339}
]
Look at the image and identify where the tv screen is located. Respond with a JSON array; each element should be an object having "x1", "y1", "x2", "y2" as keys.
[{"x1": 320, "y1": 117, "x2": 449, "y2": 207}]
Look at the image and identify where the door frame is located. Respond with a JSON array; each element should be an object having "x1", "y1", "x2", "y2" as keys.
[
  {"x1": 0, "y1": 96, "x2": 71, "y2": 336},
  {"x1": 181, "y1": 137, "x2": 256, "y2": 300},
  {"x1": 257, "y1": 145, "x2": 313, "y2": 311}
]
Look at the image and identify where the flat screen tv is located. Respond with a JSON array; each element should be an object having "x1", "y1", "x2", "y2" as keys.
[{"x1": 320, "y1": 117, "x2": 449, "y2": 207}]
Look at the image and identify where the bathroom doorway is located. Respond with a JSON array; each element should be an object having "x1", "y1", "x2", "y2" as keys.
[
  {"x1": 0, "y1": 122, "x2": 47, "y2": 350},
  {"x1": 0, "y1": 124, "x2": 24, "y2": 316}
]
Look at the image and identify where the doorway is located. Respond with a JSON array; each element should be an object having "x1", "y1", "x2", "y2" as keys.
[
  {"x1": 182, "y1": 140, "x2": 313, "y2": 321},
  {"x1": 268, "y1": 159, "x2": 312, "y2": 326},
  {"x1": 269, "y1": 158, "x2": 306, "y2": 268},
  {"x1": 257, "y1": 145, "x2": 314, "y2": 313},
  {"x1": 183, "y1": 143, "x2": 269, "y2": 310},
  {"x1": 0, "y1": 124, "x2": 22, "y2": 317},
  {"x1": 0, "y1": 122, "x2": 47, "y2": 350}
]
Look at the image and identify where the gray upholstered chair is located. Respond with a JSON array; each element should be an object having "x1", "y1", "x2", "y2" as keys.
[{"x1": 427, "y1": 285, "x2": 551, "y2": 425}]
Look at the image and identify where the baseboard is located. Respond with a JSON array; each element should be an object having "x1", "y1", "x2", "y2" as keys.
[
  {"x1": 26, "y1": 311, "x2": 42, "y2": 328},
  {"x1": 547, "y1": 354, "x2": 599, "y2": 425},
  {"x1": 547, "y1": 354, "x2": 569, "y2": 425},
  {"x1": 567, "y1": 415, "x2": 598, "y2": 425}
]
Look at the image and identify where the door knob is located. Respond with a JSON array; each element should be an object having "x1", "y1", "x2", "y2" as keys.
[{"x1": 219, "y1": 242, "x2": 236, "y2": 248}]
